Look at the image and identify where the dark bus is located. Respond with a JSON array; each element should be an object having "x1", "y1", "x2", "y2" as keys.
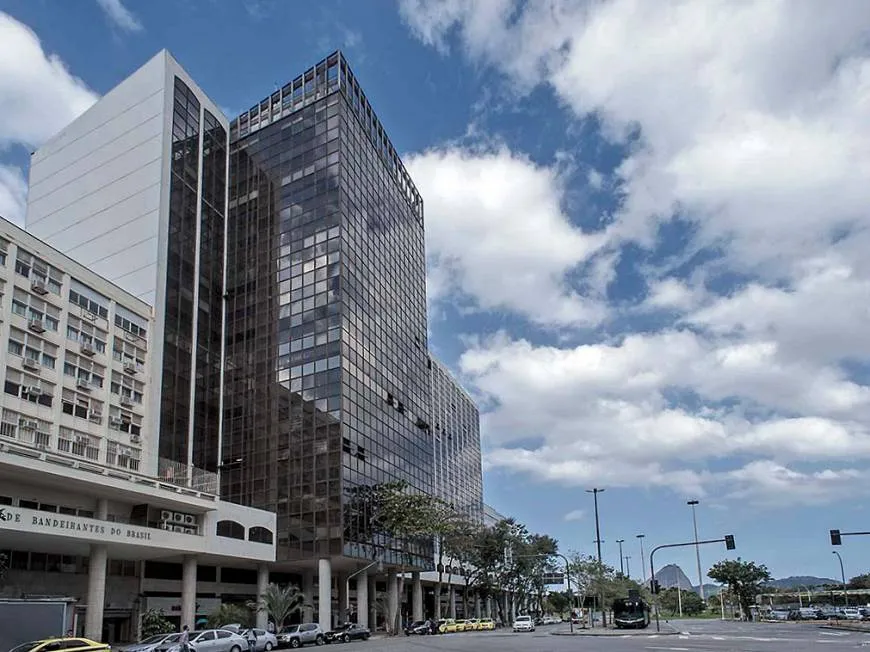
[{"x1": 612, "y1": 597, "x2": 651, "y2": 629}]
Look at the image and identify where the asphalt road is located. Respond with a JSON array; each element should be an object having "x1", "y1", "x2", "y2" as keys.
[{"x1": 325, "y1": 619, "x2": 870, "y2": 652}]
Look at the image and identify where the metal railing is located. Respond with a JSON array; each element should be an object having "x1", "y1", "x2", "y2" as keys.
[{"x1": 158, "y1": 457, "x2": 218, "y2": 494}]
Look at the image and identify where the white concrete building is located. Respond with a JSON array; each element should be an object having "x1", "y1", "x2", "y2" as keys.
[{"x1": 0, "y1": 217, "x2": 276, "y2": 642}]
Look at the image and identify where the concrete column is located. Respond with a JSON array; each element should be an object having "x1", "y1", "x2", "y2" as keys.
[
  {"x1": 475, "y1": 594, "x2": 481, "y2": 618},
  {"x1": 448, "y1": 586, "x2": 456, "y2": 619},
  {"x1": 318, "y1": 559, "x2": 332, "y2": 631},
  {"x1": 338, "y1": 573, "x2": 348, "y2": 625},
  {"x1": 412, "y1": 572, "x2": 423, "y2": 622},
  {"x1": 356, "y1": 571, "x2": 369, "y2": 628},
  {"x1": 387, "y1": 573, "x2": 399, "y2": 634},
  {"x1": 368, "y1": 573, "x2": 377, "y2": 631},
  {"x1": 256, "y1": 564, "x2": 269, "y2": 629},
  {"x1": 181, "y1": 556, "x2": 197, "y2": 631},
  {"x1": 303, "y1": 572, "x2": 315, "y2": 622},
  {"x1": 85, "y1": 543, "x2": 107, "y2": 640}
]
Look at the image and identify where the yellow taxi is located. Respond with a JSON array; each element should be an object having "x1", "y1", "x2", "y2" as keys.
[
  {"x1": 463, "y1": 619, "x2": 480, "y2": 631},
  {"x1": 440, "y1": 618, "x2": 466, "y2": 633},
  {"x1": 478, "y1": 618, "x2": 496, "y2": 630},
  {"x1": 9, "y1": 639, "x2": 109, "y2": 652}
]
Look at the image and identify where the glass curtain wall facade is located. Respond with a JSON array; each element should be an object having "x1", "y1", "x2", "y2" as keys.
[
  {"x1": 226, "y1": 52, "x2": 432, "y2": 567},
  {"x1": 430, "y1": 357, "x2": 483, "y2": 523},
  {"x1": 159, "y1": 78, "x2": 227, "y2": 475}
]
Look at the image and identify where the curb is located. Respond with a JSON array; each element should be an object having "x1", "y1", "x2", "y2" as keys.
[
  {"x1": 820, "y1": 624, "x2": 870, "y2": 634},
  {"x1": 551, "y1": 627, "x2": 680, "y2": 637}
]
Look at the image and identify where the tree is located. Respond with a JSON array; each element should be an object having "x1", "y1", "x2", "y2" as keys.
[
  {"x1": 250, "y1": 583, "x2": 308, "y2": 629},
  {"x1": 140, "y1": 609, "x2": 174, "y2": 638},
  {"x1": 659, "y1": 588, "x2": 705, "y2": 616},
  {"x1": 547, "y1": 591, "x2": 571, "y2": 616},
  {"x1": 848, "y1": 573, "x2": 870, "y2": 589},
  {"x1": 206, "y1": 603, "x2": 253, "y2": 628},
  {"x1": 431, "y1": 506, "x2": 474, "y2": 619},
  {"x1": 370, "y1": 481, "x2": 444, "y2": 634},
  {"x1": 707, "y1": 558, "x2": 771, "y2": 620}
]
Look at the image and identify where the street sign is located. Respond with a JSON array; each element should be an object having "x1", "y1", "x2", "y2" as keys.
[{"x1": 542, "y1": 572, "x2": 565, "y2": 585}]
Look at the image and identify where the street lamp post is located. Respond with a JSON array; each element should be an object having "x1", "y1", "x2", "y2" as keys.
[
  {"x1": 833, "y1": 551, "x2": 848, "y2": 606},
  {"x1": 616, "y1": 539, "x2": 625, "y2": 575},
  {"x1": 586, "y1": 488, "x2": 606, "y2": 627},
  {"x1": 637, "y1": 534, "x2": 647, "y2": 582},
  {"x1": 687, "y1": 500, "x2": 705, "y2": 602},
  {"x1": 624, "y1": 556, "x2": 631, "y2": 579}
]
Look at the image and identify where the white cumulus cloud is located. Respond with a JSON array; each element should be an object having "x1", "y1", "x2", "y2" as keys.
[{"x1": 96, "y1": 0, "x2": 143, "y2": 33}]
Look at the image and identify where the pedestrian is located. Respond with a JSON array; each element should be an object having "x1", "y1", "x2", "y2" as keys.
[
  {"x1": 65, "y1": 630, "x2": 73, "y2": 638},
  {"x1": 180, "y1": 625, "x2": 190, "y2": 652},
  {"x1": 246, "y1": 628, "x2": 257, "y2": 652},
  {"x1": 266, "y1": 621, "x2": 275, "y2": 634}
]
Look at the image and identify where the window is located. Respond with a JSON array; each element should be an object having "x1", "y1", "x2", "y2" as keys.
[
  {"x1": 0, "y1": 409, "x2": 51, "y2": 446},
  {"x1": 57, "y1": 426, "x2": 99, "y2": 461},
  {"x1": 69, "y1": 288, "x2": 108, "y2": 320},
  {"x1": 112, "y1": 336, "x2": 146, "y2": 367},
  {"x1": 108, "y1": 406, "x2": 142, "y2": 436},
  {"x1": 64, "y1": 353, "x2": 105, "y2": 389},
  {"x1": 0, "y1": 237, "x2": 7, "y2": 266},
  {"x1": 106, "y1": 441, "x2": 140, "y2": 471},
  {"x1": 114, "y1": 314, "x2": 147, "y2": 339},
  {"x1": 11, "y1": 288, "x2": 61, "y2": 331},
  {"x1": 4, "y1": 369, "x2": 54, "y2": 407},
  {"x1": 15, "y1": 249, "x2": 63, "y2": 293},
  {"x1": 8, "y1": 327, "x2": 58, "y2": 369},
  {"x1": 110, "y1": 371, "x2": 144, "y2": 404},
  {"x1": 67, "y1": 315, "x2": 108, "y2": 354},
  {"x1": 61, "y1": 388, "x2": 103, "y2": 420}
]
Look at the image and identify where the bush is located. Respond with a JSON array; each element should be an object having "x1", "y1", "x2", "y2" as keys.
[{"x1": 141, "y1": 609, "x2": 175, "y2": 638}]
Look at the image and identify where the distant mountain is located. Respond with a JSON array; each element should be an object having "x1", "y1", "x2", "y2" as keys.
[
  {"x1": 654, "y1": 564, "x2": 694, "y2": 590},
  {"x1": 765, "y1": 576, "x2": 837, "y2": 589}
]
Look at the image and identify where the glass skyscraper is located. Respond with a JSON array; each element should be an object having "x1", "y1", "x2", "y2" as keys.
[{"x1": 225, "y1": 52, "x2": 432, "y2": 568}]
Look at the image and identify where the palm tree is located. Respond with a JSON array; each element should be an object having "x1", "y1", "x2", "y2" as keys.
[{"x1": 250, "y1": 583, "x2": 309, "y2": 629}]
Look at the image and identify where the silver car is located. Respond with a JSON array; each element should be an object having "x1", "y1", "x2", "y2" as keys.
[
  {"x1": 276, "y1": 624, "x2": 324, "y2": 648},
  {"x1": 241, "y1": 629, "x2": 278, "y2": 652},
  {"x1": 120, "y1": 634, "x2": 181, "y2": 652},
  {"x1": 158, "y1": 630, "x2": 248, "y2": 652}
]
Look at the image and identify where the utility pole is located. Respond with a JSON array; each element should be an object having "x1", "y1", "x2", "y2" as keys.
[
  {"x1": 587, "y1": 488, "x2": 606, "y2": 627},
  {"x1": 637, "y1": 534, "x2": 647, "y2": 583},
  {"x1": 833, "y1": 551, "x2": 848, "y2": 606},
  {"x1": 616, "y1": 539, "x2": 625, "y2": 575},
  {"x1": 687, "y1": 500, "x2": 705, "y2": 601}
]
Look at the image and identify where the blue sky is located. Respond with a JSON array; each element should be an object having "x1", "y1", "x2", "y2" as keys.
[{"x1": 3, "y1": 0, "x2": 870, "y2": 583}]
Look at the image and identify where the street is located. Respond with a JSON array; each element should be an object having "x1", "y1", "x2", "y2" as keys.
[{"x1": 329, "y1": 620, "x2": 870, "y2": 651}]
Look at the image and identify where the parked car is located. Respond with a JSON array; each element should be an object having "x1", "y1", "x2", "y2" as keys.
[
  {"x1": 119, "y1": 634, "x2": 180, "y2": 652},
  {"x1": 276, "y1": 624, "x2": 324, "y2": 649},
  {"x1": 157, "y1": 630, "x2": 248, "y2": 652},
  {"x1": 478, "y1": 618, "x2": 496, "y2": 630},
  {"x1": 9, "y1": 639, "x2": 109, "y2": 652},
  {"x1": 240, "y1": 630, "x2": 278, "y2": 652},
  {"x1": 512, "y1": 615, "x2": 535, "y2": 633},
  {"x1": 463, "y1": 619, "x2": 481, "y2": 631},
  {"x1": 323, "y1": 623, "x2": 370, "y2": 644},
  {"x1": 403, "y1": 621, "x2": 430, "y2": 636}
]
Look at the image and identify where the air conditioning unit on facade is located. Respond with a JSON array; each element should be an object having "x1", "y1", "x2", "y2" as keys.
[
  {"x1": 80, "y1": 342, "x2": 95, "y2": 356},
  {"x1": 19, "y1": 419, "x2": 38, "y2": 430},
  {"x1": 124, "y1": 332, "x2": 137, "y2": 342},
  {"x1": 77, "y1": 379, "x2": 92, "y2": 391},
  {"x1": 130, "y1": 435, "x2": 141, "y2": 444},
  {"x1": 75, "y1": 435, "x2": 89, "y2": 445},
  {"x1": 28, "y1": 319, "x2": 45, "y2": 333},
  {"x1": 30, "y1": 279, "x2": 48, "y2": 295},
  {"x1": 88, "y1": 411, "x2": 102, "y2": 423},
  {"x1": 23, "y1": 386, "x2": 43, "y2": 396},
  {"x1": 109, "y1": 417, "x2": 123, "y2": 427},
  {"x1": 21, "y1": 358, "x2": 39, "y2": 370},
  {"x1": 120, "y1": 396, "x2": 134, "y2": 407},
  {"x1": 123, "y1": 362, "x2": 138, "y2": 374}
]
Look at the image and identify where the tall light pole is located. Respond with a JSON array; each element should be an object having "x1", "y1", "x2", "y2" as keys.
[
  {"x1": 637, "y1": 534, "x2": 647, "y2": 582},
  {"x1": 833, "y1": 551, "x2": 848, "y2": 606},
  {"x1": 616, "y1": 539, "x2": 625, "y2": 575},
  {"x1": 587, "y1": 488, "x2": 605, "y2": 627},
  {"x1": 687, "y1": 500, "x2": 705, "y2": 601}
]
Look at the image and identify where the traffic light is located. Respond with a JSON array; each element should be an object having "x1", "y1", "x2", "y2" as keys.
[
  {"x1": 830, "y1": 529, "x2": 842, "y2": 546},
  {"x1": 724, "y1": 534, "x2": 736, "y2": 550}
]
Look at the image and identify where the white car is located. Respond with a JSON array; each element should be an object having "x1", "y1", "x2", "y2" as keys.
[{"x1": 513, "y1": 616, "x2": 535, "y2": 632}]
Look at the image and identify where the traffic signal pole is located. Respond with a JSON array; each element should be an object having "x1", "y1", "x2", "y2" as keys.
[{"x1": 649, "y1": 536, "x2": 736, "y2": 632}]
